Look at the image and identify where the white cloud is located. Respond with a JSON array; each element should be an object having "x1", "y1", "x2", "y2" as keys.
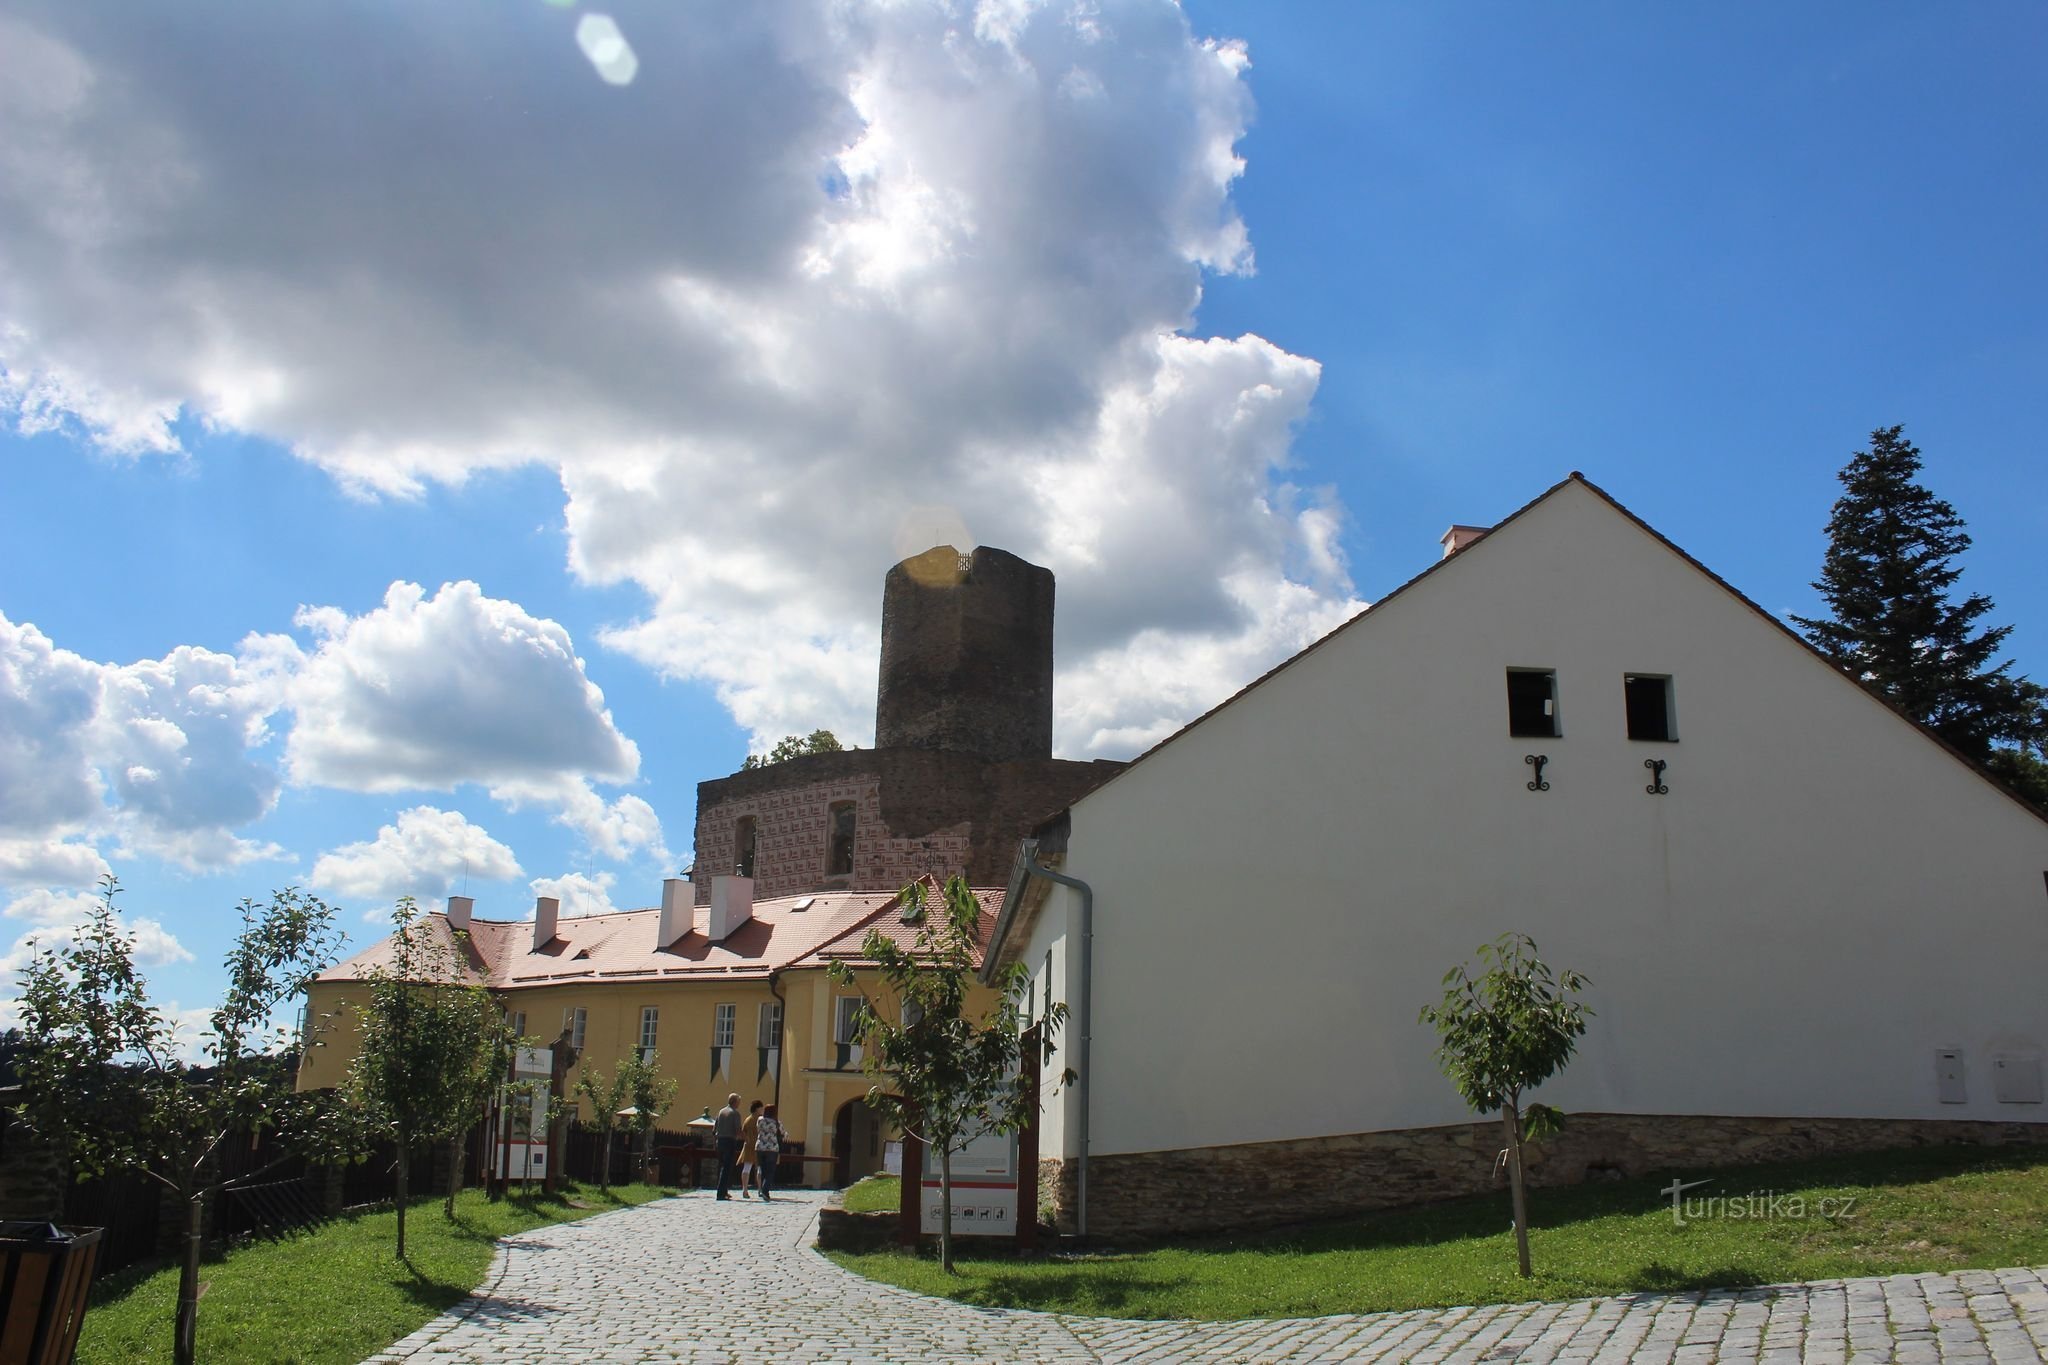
[
  {"x1": 308, "y1": 805, "x2": 523, "y2": 908},
  {"x1": 283, "y1": 582, "x2": 663, "y2": 858},
  {"x1": 1, "y1": 886, "x2": 192, "y2": 978},
  {"x1": 0, "y1": 611, "x2": 291, "y2": 873},
  {"x1": 529, "y1": 870, "x2": 620, "y2": 920},
  {"x1": 0, "y1": 1, "x2": 1366, "y2": 760},
  {"x1": 0, "y1": 838, "x2": 110, "y2": 890},
  {"x1": 286, "y1": 580, "x2": 639, "y2": 794}
]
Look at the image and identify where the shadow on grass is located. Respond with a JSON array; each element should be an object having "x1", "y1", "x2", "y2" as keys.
[
  {"x1": 1630, "y1": 1262, "x2": 1768, "y2": 1294},
  {"x1": 942, "y1": 1267, "x2": 1198, "y2": 1313},
  {"x1": 1153, "y1": 1143, "x2": 2048, "y2": 1262}
]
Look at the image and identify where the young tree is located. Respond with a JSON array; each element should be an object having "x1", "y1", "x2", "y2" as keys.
[
  {"x1": 14, "y1": 878, "x2": 344, "y2": 1365},
  {"x1": 1419, "y1": 933, "x2": 1592, "y2": 1279},
  {"x1": 1791, "y1": 425, "x2": 2048, "y2": 778},
  {"x1": 828, "y1": 875, "x2": 1064, "y2": 1274},
  {"x1": 740, "y1": 729, "x2": 846, "y2": 769},
  {"x1": 571, "y1": 1049, "x2": 676, "y2": 1192},
  {"x1": 344, "y1": 899, "x2": 511, "y2": 1258}
]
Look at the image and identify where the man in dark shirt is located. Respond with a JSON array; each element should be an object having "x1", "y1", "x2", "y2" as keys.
[{"x1": 713, "y1": 1093, "x2": 743, "y2": 1200}]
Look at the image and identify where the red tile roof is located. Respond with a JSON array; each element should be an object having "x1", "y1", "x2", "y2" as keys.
[{"x1": 316, "y1": 875, "x2": 1003, "y2": 990}]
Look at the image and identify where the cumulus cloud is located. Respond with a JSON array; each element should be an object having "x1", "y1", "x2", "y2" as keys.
[
  {"x1": 308, "y1": 805, "x2": 523, "y2": 908},
  {"x1": 0, "y1": 583, "x2": 661, "y2": 877},
  {"x1": 0, "y1": 0, "x2": 1366, "y2": 759},
  {"x1": 529, "y1": 870, "x2": 620, "y2": 920},
  {"x1": 286, "y1": 581, "x2": 639, "y2": 793},
  {"x1": 0, "y1": 611, "x2": 289, "y2": 874},
  {"x1": 1, "y1": 886, "x2": 192, "y2": 980}
]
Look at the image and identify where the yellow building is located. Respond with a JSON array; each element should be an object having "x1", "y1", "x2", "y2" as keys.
[{"x1": 298, "y1": 873, "x2": 1001, "y2": 1187}]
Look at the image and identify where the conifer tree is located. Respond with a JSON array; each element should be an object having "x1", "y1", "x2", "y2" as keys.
[{"x1": 1792, "y1": 426, "x2": 2047, "y2": 772}]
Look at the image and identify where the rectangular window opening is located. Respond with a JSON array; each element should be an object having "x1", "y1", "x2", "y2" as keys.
[
  {"x1": 1506, "y1": 669, "x2": 1559, "y2": 738},
  {"x1": 638, "y1": 1006, "x2": 658, "y2": 1051},
  {"x1": 1624, "y1": 674, "x2": 1677, "y2": 742},
  {"x1": 826, "y1": 801, "x2": 856, "y2": 877},
  {"x1": 757, "y1": 1000, "x2": 782, "y2": 1050},
  {"x1": 734, "y1": 816, "x2": 757, "y2": 879},
  {"x1": 833, "y1": 995, "x2": 863, "y2": 1044},
  {"x1": 563, "y1": 1006, "x2": 587, "y2": 1050},
  {"x1": 713, "y1": 1002, "x2": 736, "y2": 1049}
]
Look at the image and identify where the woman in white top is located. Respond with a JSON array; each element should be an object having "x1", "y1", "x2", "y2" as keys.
[{"x1": 754, "y1": 1104, "x2": 785, "y2": 1202}]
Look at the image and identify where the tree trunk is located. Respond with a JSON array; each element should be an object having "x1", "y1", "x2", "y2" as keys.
[
  {"x1": 395, "y1": 1144, "x2": 410, "y2": 1260},
  {"x1": 599, "y1": 1126, "x2": 613, "y2": 1193},
  {"x1": 939, "y1": 1145, "x2": 955, "y2": 1275},
  {"x1": 174, "y1": 1188, "x2": 204, "y2": 1365},
  {"x1": 1502, "y1": 1102, "x2": 1532, "y2": 1278},
  {"x1": 445, "y1": 1133, "x2": 463, "y2": 1218}
]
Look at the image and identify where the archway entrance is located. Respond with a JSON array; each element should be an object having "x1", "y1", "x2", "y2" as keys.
[{"x1": 832, "y1": 1098, "x2": 889, "y2": 1188}]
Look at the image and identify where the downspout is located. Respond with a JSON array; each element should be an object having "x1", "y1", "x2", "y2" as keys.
[
  {"x1": 1017, "y1": 846, "x2": 1094, "y2": 1240},
  {"x1": 769, "y1": 969, "x2": 787, "y2": 1114}
]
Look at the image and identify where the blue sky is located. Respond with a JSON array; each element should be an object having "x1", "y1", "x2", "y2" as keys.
[{"x1": 3, "y1": 1, "x2": 2043, "y2": 1029}]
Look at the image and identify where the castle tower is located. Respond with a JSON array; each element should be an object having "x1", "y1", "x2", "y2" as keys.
[{"x1": 875, "y1": 545, "x2": 1054, "y2": 763}]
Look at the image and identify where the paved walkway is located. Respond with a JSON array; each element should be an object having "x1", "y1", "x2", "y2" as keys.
[{"x1": 367, "y1": 1190, "x2": 2048, "y2": 1363}]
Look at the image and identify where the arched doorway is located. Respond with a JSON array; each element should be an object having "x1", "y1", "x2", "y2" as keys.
[{"x1": 832, "y1": 1098, "x2": 890, "y2": 1188}]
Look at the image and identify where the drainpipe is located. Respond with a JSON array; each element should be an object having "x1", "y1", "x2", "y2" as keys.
[
  {"x1": 1017, "y1": 846, "x2": 1094, "y2": 1240},
  {"x1": 769, "y1": 969, "x2": 787, "y2": 1114}
]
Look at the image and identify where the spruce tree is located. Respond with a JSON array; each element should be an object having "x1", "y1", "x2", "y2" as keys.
[{"x1": 1792, "y1": 426, "x2": 2047, "y2": 771}]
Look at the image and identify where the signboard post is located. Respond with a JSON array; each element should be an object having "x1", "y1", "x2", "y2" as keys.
[
  {"x1": 890, "y1": 1025, "x2": 1043, "y2": 1249},
  {"x1": 494, "y1": 1046, "x2": 552, "y2": 1189}
]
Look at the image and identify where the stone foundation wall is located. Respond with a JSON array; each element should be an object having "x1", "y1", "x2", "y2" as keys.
[{"x1": 1047, "y1": 1113, "x2": 2048, "y2": 1240}]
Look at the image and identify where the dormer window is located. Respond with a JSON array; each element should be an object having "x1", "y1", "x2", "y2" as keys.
[
  {"x1": 734, "y1": 816, "x2": 757, "y2": 879},
  {"x1": 826, "y1": 801, "x2": 856, "y2": 877},
  {"x1": 1506, "y1": 669, "x2": 1559, "y2": 738}
]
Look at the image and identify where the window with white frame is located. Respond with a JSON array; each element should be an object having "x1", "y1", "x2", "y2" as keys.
[
  {"x1": 757, "y1": 1000, "x2": 782, "y2": 1050},
  {"x1": 563, "y1": 1006, "x2": 587, "y2": 1050},
  {"x1": 834, "y1": 995, "x2": 863, "y2": 1045},
  {"x1": 713, "y1": 1002, "x2": 736, "y2": 1049},
  {"x1": 638, "y1": 1006, "x2": 658, "y2": 1051},
  {"x1": 833, "y1": 994, "x2": 866, "y2": 1067},
  {"x1": 508, "y1": 1010, "x2": 526, "y2": 1039}
]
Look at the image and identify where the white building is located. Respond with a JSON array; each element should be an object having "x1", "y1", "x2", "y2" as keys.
[{"x1": 987, "y1": 474, "x2": 2048, "y2": 1238}]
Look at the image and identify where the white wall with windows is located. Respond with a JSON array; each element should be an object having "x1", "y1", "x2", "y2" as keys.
[{"x1": 1011, "y1": 479, "x2": 2048, "y2": 1160}]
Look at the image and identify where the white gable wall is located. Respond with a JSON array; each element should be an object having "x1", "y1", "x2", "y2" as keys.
[{"x1": 1059, "y1": 481, "x2": 2048, "y2": 1160}]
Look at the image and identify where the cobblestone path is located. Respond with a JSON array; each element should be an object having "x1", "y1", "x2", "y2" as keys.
[{"x1": 366, "y1": 1190, "x2": 2048, "y2": 1363}]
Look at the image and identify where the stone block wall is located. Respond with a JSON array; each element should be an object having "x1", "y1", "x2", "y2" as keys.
[
  {"x1": 1047, "y1": 1113, "x2": 2048, "y2": 1241},
  {"x1": 694, "y1": 749, "x2": 1121, "y2": 900}
]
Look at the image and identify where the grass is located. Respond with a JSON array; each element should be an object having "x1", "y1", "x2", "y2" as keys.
[
  {"x1": 829, "y1": 1144, "x2": 2048, "y2": 1320},
  {"x1": 78, "y1": 1181, "x2": 677, "y2": 1364},
  {"x1": 841, "y1": 1174, "x2": 901, "y2": 1214}
]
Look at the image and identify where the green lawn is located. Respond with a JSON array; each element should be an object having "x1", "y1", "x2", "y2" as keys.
[
  {"x1": 841, "y1": 1174, "x2": 900, "y2": 1214},
  {"x1": 79, "y1": 1182, "x2": 677, "y2": 1365},
  {"x1": 829, "y1": 1145, "x2": 2048, "y2": 1320}
]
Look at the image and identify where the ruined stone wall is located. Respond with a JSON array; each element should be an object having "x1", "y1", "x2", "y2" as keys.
[
  {"x1": 693, "y1": 749, "x2": 1121, "y2": 901},
  {"x1": 1046, "y1": 1113, "x2": 2048, "y2": 1240}
]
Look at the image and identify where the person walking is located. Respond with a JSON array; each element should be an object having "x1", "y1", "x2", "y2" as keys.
[
  {"x1": 754, "y1": 1104, "x2": 785, "y2": 1202},
  {"x1": 713, "y1": 1093, "x2": 743, "y2": 1200},
  {"x1": 737, "y1": 1100, "x2": 763, "y2": 1197}
]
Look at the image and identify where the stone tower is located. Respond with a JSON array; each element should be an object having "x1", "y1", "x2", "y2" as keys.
[{"x1": 875, "y1": 545, "x2": 1054, "y2": 764}]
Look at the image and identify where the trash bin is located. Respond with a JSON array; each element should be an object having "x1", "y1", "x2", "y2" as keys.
[{"x1": 0, "y1": 1221, "x2": 102, "y2": 1365}]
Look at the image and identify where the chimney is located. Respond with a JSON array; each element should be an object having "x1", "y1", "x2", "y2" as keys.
[
  {"x1": 533, "y1": 895, "x2": 560, "y2": 953},
  {"x1": 446, "y1": 895, "x2": 473, "y2": 932},
  {"x1": 658, "y1": 877, "x2": 692, "y2": 950},
  {"x1": 706, "y1": 875, "x2": 753, "y2": 943},
  {"x1": 1439, "y1": 524, "x2": 1488, "y2": 560}
]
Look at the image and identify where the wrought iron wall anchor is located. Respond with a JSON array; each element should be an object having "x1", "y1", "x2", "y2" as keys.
[
  {"x1": 1525, "y1": 754, "x2": 1550, "y2": 791},
  {"x1": 1643, "y1": 758, "x2": 1669, "y2": 794}
]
